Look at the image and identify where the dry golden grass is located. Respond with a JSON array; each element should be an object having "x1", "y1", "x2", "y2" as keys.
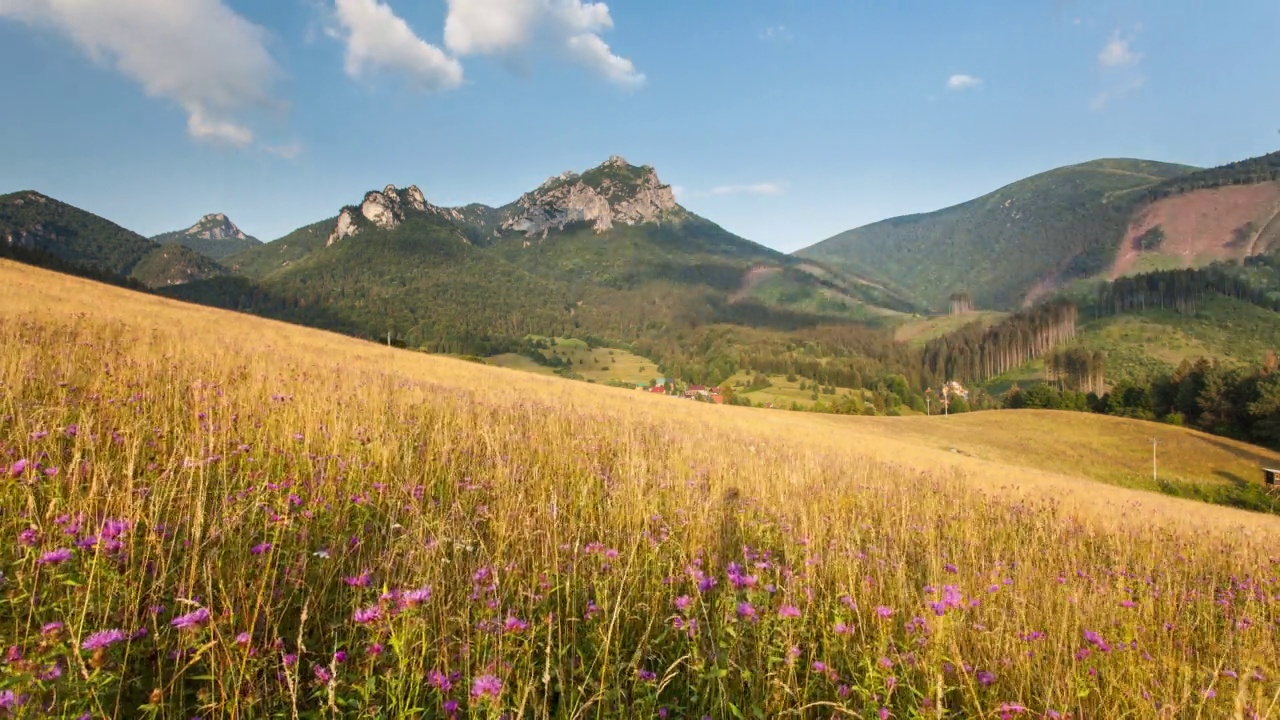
[{"x1": 1, "y1": 259, "x2": 1278, "y2": 718}]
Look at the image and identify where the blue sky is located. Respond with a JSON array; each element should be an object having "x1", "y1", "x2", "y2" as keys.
[{"x1": 2, "y1": 0, "x2": 1278, "y2": 252}]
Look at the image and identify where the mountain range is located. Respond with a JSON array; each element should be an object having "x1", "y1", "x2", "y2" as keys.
[{"x1": 4, "y1": 148, "x2": 1280, "y2": 389}]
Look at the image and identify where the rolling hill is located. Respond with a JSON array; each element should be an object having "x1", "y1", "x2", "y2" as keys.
[
  {"x1": 2, "y1": 257, "x2": 1278, "y2": 716},
  {"x1": 796, "y1": 159, "x2": 1197, "y2": 311},
  {"x1": 800, "y1": 149, "x2": 1280, "y2": 314},
  {"x1": 1, "y1": 190, "x2": 226, "y2": 288}
]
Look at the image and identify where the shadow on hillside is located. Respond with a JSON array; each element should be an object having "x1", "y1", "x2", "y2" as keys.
[
  {"x1": 158, "y1": 276, "x2": 362, "y2": 336},
  {"x1": 1199, "y1": 434, "x2": 1280, "y2": 473}
]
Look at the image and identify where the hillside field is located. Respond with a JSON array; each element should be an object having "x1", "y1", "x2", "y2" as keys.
[
  {"x1": 487, "y1": 337, "x2": 661, "y2": 385},
  {"x1": 1, "y1": 260, "x2": 1279, "y2": 718}
]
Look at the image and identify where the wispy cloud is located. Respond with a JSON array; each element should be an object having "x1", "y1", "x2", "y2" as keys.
[
  {"x1": 264, "y1": 142, "x2": 304, "y2": 160},
  {"x1": 0, "y1": 0, "x2": 279, "y2": 147},
  {"x1": 760, "y1": 25, "x2": 793, "y2": 43},
  {"x1": 707, "y1": 182, "x2": 786, "y2": 197},
  {"x1": 334, "y1": 0, "x2": 464, "y2": 90},
  {"x1": 1090, "y1": 75, "x2": 1145, "y2": 111},
  {"x1": 1091, "y1": 27, "x2": 1145, "y2": 110},
  {"x1": 946, "y1": 74, "x2": 982, "y2": 91},
  {"x1": 443, "y1": 0, "x2": 644, "y2": 88},
  {"x1": 1098, "y1": 30, "x2": 1141, "y2": 67},
  {"x1": 673, "y1": 183, "x2": 787, "y2": 200}
]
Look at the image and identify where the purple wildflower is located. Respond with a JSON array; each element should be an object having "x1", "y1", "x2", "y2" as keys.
[
  {"x1": 235, "y1": 632, "x2": 251, "y2": 646},
  {"x1": 778, "y1": 604, "x2": 801, "y2": 619},
  {"x1": 977, "y1": 670, "x2": 996, "y2": 686},
  {"x1": 9, "y1": 459, "x2": 27, "y2": 477},
  {"x1": 503, "y1": 616, "x2": 529, "y2": 633},
  {"x1": 471, "y1": 674, "x2": 502, "y2": 701},
  {"x1": 874, "y1": 606, "x2": 894, "y2": 619},
  {"x1": 736, "y1": 602, "x2": 758, "y2": 621},
  {"x1": 283, "y1": 653, "x2": 298, "y2": 667},
  {"x1": 401, "y1": 587, "x2": 432, "y2": 606},
  {"x1": 171, "y1": 607, "x2": 210, "y2": 631},
  {"x1": 344, "y1": 572, "x2": 372, "y2": 588},
  {"x1": 41, "y1": 622, "x2": 64, "y2": 636},
  {"x1": 333, "y1": 650, "x2": 347, "y2": 664},
  {"x1": 38, "y1": 548, "x2": 73, "y2": 565},
  {"x1": 637, "y1": 668, "x2": 657, "y2": 682},
  {"x1": 673, "y1": 595, "x2": 692, "y2": 612},
  {"x1": 80, "y1": 629, "x2": 126, "y2": 651},
  {"x1": 17, "y1": 528, "x2": 38, "y2": 547},
  {"x1": 428, "y1": 669, "x2": 452, "y2": 692},
  {"x1": 251, "y1": 543, "x2": 272, "y2": 555},
  {"x1": 313, "y1": 666, "x2": 332, "y2": 684},
  {"x1": 353, "y1": 605, "x2": 382, "y2": 624}
]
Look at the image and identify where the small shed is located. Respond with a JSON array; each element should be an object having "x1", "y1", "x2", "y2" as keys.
[{"x1": 1264, "y1": 468, "x2": 1280, "y2": 486}]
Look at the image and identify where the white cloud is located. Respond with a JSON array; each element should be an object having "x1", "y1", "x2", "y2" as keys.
[
  {"x1": 946, "y1": 74, "x2": 982, "y2": 91},
  {"x1": 760, "y1": 25, "x2": 793, "y2": 43},
  {"x1": 335, "y1": 0, "x2": 463, "y2": 90},
  {"x1": 0, "y1": 0, "x2": 278, "y2": 146},
  {"x1": 443, "y1": 0, "x2": 643, "y2": 88},
  {"x1": 564, "y1": 32, "x2": 642, "y2": 89},
  {"x1": 1098, "y1": 30, "x2": 1140, "y2": 67}
]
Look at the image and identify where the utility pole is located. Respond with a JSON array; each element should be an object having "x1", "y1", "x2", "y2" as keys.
[
  {"x1": 387, "y1": 330, "x2": 392, "y2": 347},
  {"x1": 1151, "y1": 437, "x2": 1158, "y2": 481}
]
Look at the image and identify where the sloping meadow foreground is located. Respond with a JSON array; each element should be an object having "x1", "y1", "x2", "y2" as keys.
[{"x1": 1, "y1": 262, "x2": 1279, "y2": 719}]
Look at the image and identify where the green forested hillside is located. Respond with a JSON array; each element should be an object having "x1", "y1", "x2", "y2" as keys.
[
  {"x1": 129, "y1": 243, "x2": 229, "y2": 288},
  {"x1": 796, "y1": 159, "x2": 1196, "y2": 310},
  {"x1": 152, "y1": 231, "x2": 260, "y2": 260},
  {"x1": 0, "y1": 190, "x2": 158, "y2": 275},
  {"x1": 223, "y1": 218, "x2": 335, "y2": 277}
]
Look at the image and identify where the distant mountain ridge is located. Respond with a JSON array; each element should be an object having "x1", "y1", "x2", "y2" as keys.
[
  {"x1": 0, "y1": 191, "x2": 227, "y2": 288},
  {"x1": 796, "y1": 159, "x2": 1199, "y2": 311},
  {"x1": 152, "y1": 213, "x2": 261, "y2": 260},
  {"x1": 191, "y1": 156, "x2": 923, "y2": 354}
]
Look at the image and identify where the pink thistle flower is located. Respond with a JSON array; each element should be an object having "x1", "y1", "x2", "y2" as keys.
[
  {"x1": 38, "y1": 548, "x2": 73, "y2": 565},
  {"x1": 353, "y1": 605, "x2": 382, "y2": 624},
  {"x1": 171, "y1": 607, "x2": 210, "y2": 631},
  {"x1": 778, "y1": 604, "x2": 801, "y2": 619},
  {"x1": 471, "y1": 674, "x2": 502, "y2": 701},
  {"x1": 80, "y1": 629, "x2": 126, "y2": 651}
]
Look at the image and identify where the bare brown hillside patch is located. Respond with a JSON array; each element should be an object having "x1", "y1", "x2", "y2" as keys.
[{"x1": 1111, "y1": 181, "x2": 1280, "y2": 278}]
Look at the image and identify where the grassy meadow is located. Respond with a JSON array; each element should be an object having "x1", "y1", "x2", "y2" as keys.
[
  {"x1": 488, "y1": 338, "x2": 661, "y2": 386},
  {"x1": 2, "y1": 259, "x2": 1280, "y2": 718}
]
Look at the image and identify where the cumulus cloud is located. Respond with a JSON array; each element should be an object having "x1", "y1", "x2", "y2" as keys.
[
  {"x1": 443, "y1": 0, "x2": 644, "y2": 88},
  {"x1": 334, "y1": 0, "x2": 463, "y2": 90},
  {"x1": 1098, "y1": 30, "x2": 1140, "y2": 67},
  {"x1": 946, "y1": 74, "x2": 982, "y2": 91},
  {"x1": 0, "y1": 0, "x2": 277, "y2": 147}
]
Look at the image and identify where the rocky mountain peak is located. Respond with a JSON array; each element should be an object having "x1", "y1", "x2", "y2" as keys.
[
  {"x1": 186, "y1": 213, "x2": 247, "y2": 241},
  {"x1": 325, "y1": 184, "x2": 460, "y2": 246},
  {"x1": 501, "y1": 156, "x2": 684, "y2": 237}
]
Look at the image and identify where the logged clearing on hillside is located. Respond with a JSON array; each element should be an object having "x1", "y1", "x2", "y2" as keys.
[
  {"x1": 1, "y1": 260, "x2": 1279, "y2": 718},
  {"x1": 1112, "y1": 181, "x2": 1280, "y2": 278}
]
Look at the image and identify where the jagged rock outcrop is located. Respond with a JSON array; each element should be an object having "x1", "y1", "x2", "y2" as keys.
[
  {"x1": 325, "y1": 185, "x2": 460, "y2": 246},
  {"x1": 184, "y1": 213, "x2": 249, "y2": 241},
  {"x1": 500, "y1": 155, "x2": 684, "y2": 236}
]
